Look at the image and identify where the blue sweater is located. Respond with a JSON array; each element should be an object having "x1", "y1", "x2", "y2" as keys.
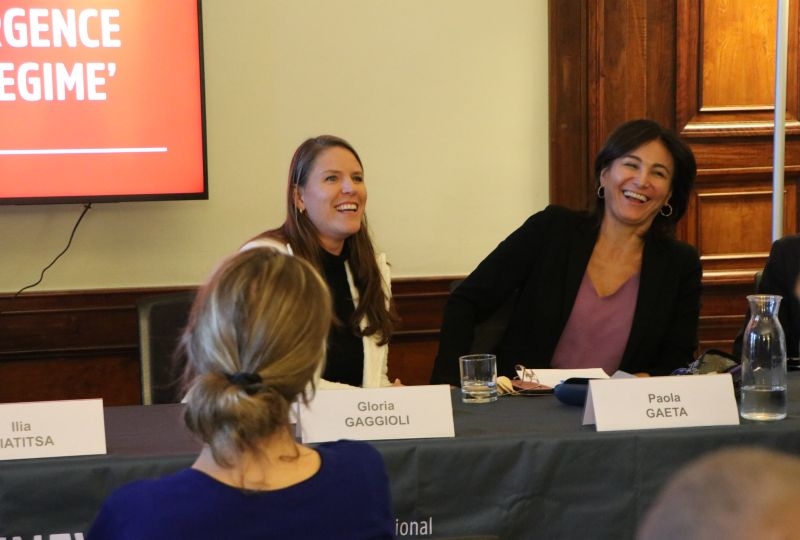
[{"x1": 86, "y1": 440, "x2": 394, "y2": 540}]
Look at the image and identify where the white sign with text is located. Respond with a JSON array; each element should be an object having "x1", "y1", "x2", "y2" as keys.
[
  {"x1": 0, "y1": 398, "x2": 106, "y2": 461},
  {"x1": 298, "y1": 385, "x2": 455, "y2": 443},
  {"x1": 582, "y1": 374, "x2": 739, "y2": 431}
]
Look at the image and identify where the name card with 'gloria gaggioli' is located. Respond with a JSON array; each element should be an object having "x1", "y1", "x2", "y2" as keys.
[
  {"x1": 298, "y1": 385, "x2": 455, "y2": 444},
  {"x1": 582, "y1": 374, "x2": 739, "y2": 432},
  {"x1": 0, "y1": 398, "x2": 106, "y2": 461}
]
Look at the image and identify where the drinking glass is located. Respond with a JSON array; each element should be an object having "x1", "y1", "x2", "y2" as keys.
[{"x1": 459, "y1": 354, "x2": 498, "y2": 404}]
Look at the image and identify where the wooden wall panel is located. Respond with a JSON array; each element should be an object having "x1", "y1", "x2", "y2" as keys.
[
  {"x1": 0, "y1": 279, "x2": 455, "y2": 405},
  {"x1": 388, "y1": 277, "x2": 453, "y2": 386},
  {"x1": 0, "y1": 288, "x2": 171, "y2": 405},
  {"x1": 701, "y1": 1, "x2": 777, "y2": 108},
  {"x1": 387, "y1": 337, "x2": 439, "y2": 387},
  {"x1": 699, "y1": 279, "x2": 753, "y2": 353},
  {"x1": 676, "y1": 0, "x2": 800, "y2": 278},
  {"x1": 0, "y1": 354, "x2": 140, "y2": 405},
  {"x1": 695, "y1": 191, "x2": 774, "y2": 255},
  {"x1": 677, "y1": 0, "x2": 800, "y2": 133},
  {"x1": 690, "y1": 137, "x2": 800, "y2": 173},
  {"x1": 548, "y1": 0, "x2": 590, "y2": 211},
  {"x1": 685, "y1": 179, "x2": 797, "y2": 277}
]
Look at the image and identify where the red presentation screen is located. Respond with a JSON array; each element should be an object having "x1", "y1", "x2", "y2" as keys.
[{"x1": 0, "y1": 1, "x2": 207, "y2": 204}]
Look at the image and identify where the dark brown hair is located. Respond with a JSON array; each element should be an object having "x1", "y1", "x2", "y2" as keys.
[{"x1": 593, "y1": 119, "x2": 697, "y2": 237}]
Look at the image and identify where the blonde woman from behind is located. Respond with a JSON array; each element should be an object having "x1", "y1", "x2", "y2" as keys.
[{"x1": 87, "y1": 248, "x2": 394, "y2": 540}]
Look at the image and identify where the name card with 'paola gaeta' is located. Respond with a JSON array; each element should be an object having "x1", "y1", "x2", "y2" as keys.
[
  {"x1": 298, "y1": 385, "x2": 455, "y2": 444},
  {"x1": 0, "y1": 398, "x2": 106, "y2": 461},
  {"x1": 582, "y1": 374, "x2": 739, "y2": 432}
]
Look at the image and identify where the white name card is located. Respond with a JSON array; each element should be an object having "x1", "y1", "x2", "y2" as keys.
[
  {"x1": 0, "y1": 398, "x2": 106, "y2": 461},
  {"x1": 582, "y1": 374, "x2": 739, "y2": 432},
  {"x1": 298, "y1": 385, "x2": 455, "y2": 444}
]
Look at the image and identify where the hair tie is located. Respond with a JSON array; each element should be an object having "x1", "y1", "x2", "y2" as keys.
[{"x1": 226, "y1": 371, "x2": 263, "y2": 395}]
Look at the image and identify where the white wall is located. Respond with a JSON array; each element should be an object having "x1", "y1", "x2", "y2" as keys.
[{"x1": 0, "y1": 0, "x2": 549, "y2": 293}]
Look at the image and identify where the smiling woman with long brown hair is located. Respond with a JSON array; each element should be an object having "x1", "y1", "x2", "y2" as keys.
[{"x1": 243, "y1": 135, "x2": 400, "y2": 389}]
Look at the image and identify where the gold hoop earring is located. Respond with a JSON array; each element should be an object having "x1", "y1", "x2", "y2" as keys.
[
  {"x1": 660, "y1": 203, "x2": 673, "y2": 217},
  {"x1": 596, "y1": 185, "x2": 605, "y2": 199}
]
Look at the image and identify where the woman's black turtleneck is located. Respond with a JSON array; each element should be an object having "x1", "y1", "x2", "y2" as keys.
[{"x1": 320, "y1": 247, "x2": 365, "y2": 386}]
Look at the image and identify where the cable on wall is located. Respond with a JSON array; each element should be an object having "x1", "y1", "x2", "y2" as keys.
[{"x1": 14, "y1": 203, "x2": 93, "y2": 297}]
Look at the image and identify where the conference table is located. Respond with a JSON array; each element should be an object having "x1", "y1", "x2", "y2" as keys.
[{"x1": 2, "y1": 375, "x2": 800, "y2": 539}]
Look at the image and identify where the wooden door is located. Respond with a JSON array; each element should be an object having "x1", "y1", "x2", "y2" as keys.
[{"x1": 549, "y1": 0, "x2": 800, "y2": 351}]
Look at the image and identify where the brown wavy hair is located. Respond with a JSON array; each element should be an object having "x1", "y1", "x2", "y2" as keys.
[{"x1": 248, "y1": 135, "x2": 398, "y2": 345}]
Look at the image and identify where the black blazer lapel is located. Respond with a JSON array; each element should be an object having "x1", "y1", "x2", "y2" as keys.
[
  {"x1": 621, "y1": 237, "x2": 669, "y2": 371},
  {"x1": 562, "y1": 220, "x2": 598, "y2": 319}
]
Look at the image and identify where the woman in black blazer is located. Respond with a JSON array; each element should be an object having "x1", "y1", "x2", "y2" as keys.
[{"x1": 431, "y1": 119, "x2": 701, "y2": 385}]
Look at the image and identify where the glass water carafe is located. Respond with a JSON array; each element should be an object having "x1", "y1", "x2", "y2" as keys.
[{"x1": 740, "y1": 294, "x2": 788, "y2": 421}]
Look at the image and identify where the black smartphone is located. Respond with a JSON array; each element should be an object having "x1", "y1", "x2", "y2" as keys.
[{"x1": 560, "y1": 377, "x2": 593, "y2": 386}]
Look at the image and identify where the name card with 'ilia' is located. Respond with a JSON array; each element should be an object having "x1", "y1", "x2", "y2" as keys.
[
  {"x1": 298, "y1": 385, "x2": 455, "y2": 444},
  {"x1": 0, "y1": 398, "x2": 106, "y2": 461}
]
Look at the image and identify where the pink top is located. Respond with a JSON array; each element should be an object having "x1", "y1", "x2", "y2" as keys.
[{"x1": 550, "y1": 271, "x2": 639, "y2": 375}]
